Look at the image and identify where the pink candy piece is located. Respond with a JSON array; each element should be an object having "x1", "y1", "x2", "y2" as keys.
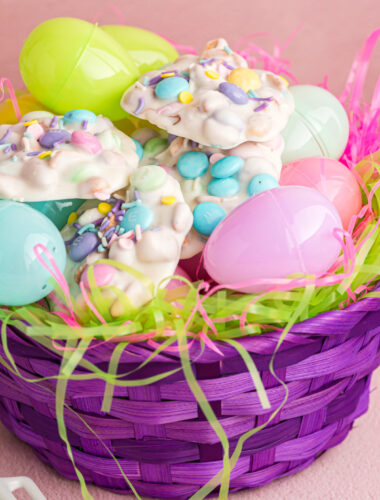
[
  {"x1": 209, "y1": 153, "x2": 225, "y2": 165},
  {"x1": 26, "y1": 123, "x2": 44, "y2": 140},
  {"x1": 71, "y1": 131, "x2": 102, "y2": 155},
  {"x1": 81, "y1": 264, "x2": 115, "y2": 288}
]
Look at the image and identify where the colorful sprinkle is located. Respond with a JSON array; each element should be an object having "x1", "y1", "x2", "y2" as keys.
[
  {"x1": 142, "y1": 77, "x2": 150, "y2": 86},
  {"x1": 224, "y1": 45, "x2": 233, "y2": 54},
  {"x1": 39, "y1": 151, "x2": 52, "y2": 159},
  {"x1": 178, "y1": 90, "x2": 193, "y2": 103},
  {"x1": 132, "y1": 138, "x2": 144, "y2": 160},
  {"x1": 254, "y1": 102, "x2": 269, "y2": 112},
  {"x1": 67, "y1": 212, "x2": 78, "y2": 225},
  {"x1": 0, "y1": 129, "x2": 11, "y2": 145},
  {"x1": 161, "y1": 195, "x2": 177, "y2": 205},
  {"x1": 50, "y1": 116, "x2": 58, "y2": 128},
  {"x1": 23, "y1": 120, "x2": 38, "y2": 127},
  {"x1": 23, "y1": 132, "x2": 34, "y2": 139},
  {"x1": 135, "y1": 97, "x2": 145, "y2": 115},
  {"x1": 205, "y1": 70, "x2": 220, "y2": 79},
  {"x1": 279, "y1": 75, "x2": 289, "y2": 86},
  {"x1": 161, "y1": 72, "x2": 176, "y2": 78}
]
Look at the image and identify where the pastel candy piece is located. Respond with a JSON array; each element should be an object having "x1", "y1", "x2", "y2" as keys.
[
  {"x1": 132, "y1": 138, "x2": 144, "y2": 160},
  {"x1": 155, "y1": 76, "x2": 190, "y2": 100},
  {"x1": 69, "y1": 231, "x2": 100, "y2": 262},
  {"x1": 130, "y1": 165, "x2": 167, "y2": 192},
  {"x1": 120, "y1": 204, "x2": 154, "y2": 232},
  {"x1": 71, "y1": 131, "x2": 103, "y2": 154},
  {"x1": 210, "y1": 155, "x2": 243, "y2": 178},
  {"x1": 144, "y1": 137, "x2": 169, "y2": 157},
  {"x1": 63, "y1": 109, "x2": 97, "y2": 125},
  {"x1": 248, "y1": 173, "x2": 279, "y2": 196},
  {"x1": 82, "y1": 263, "x2": 115, "y2": 288},
  {"x1": 26, "y1": 123, "x2": 44, "y2": 140},
  {"x1": 212, "y1": 108, "x2": 245, "y2": 131},
  {"x1": 193, "y1": 202, "x2": 226, "y2": 236},
  {"x1": 208, "y1": 177, "x2": 240, "y2": 197},
  {"x1": 39, "y1": 129, "x2": 71, "y2": 149},
  {"x1": 177, "y1": 151, "x2": 209, "y2": 179},
  {"x1": 227, "y1": 68, "x2": 261, "y2": 92},
  {"x1": 218, "y1": 82, "x2": 249, "y2": 105}
]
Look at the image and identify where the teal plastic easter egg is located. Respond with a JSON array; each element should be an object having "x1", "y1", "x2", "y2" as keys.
[
  {"x1": 281, "y1": 85, "x2": 349, "y2": 164},
  {"x1": 101, "y1": 25, "x2": 178, "y2": 74},
  {"x1": 26, "y1": 199, "x2": 85, "y2": 230},
  {"x1": 0, "y1": 201, "x2": 66, "y2": 306},
  {"x1": 19, "y1": 18, "x2": 140, "y2": 121}
]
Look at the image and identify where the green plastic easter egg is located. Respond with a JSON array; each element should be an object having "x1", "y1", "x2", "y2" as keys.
[
  {"x1": 26, "y1": 199, "x2": 85, "y2": 230},
  {"x1": 19, "y1": 18, "x2": 140, "y2": 121},
  {"x1": 101, "y1": 25, "x2": 178, "y2": 74},
  {"x1": 281, "y1": 85, "x2": 350, "y2": 164}
]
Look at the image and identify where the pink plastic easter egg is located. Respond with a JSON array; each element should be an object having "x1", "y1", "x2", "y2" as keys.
[
  {"x1": 166, "y1": 266, "x2": 191, "y2": 290},
  {"x1": 204, "y1": 186, "x2": 343, "y2": 293},
  {"x1": 280, "y1": 157, "x2": 361, "y2": 229},
  {"x1": 71, "y1": 131, "x2": 103, "y2": 155},
  {"x1": 82, "y1": 264, "x2": 115, "y2": 288}
]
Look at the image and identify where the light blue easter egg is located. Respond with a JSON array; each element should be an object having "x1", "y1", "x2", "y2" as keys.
[
  {"x1": 193, "y1": 202, "x2": 226, "y2": 236},
  {"x1": 208, "y1": 177, "x2": 240, "y2": 197},
  {"x1": 0, "y1": 201, "x2": 66, "y2": 306},
  {"x1": 132, "y1": 138, "x2": 144, "y2": 160},
  {"x1": 281, "y1": 85, "x2": 349, "y2": 164},
  {"x1": 248, "y1": 174, "x2": 279, "y2": 196},
  {"x1": 120, "y1": 204, "x2": 154, "y2": 232},
  {"x1": 177, "y1": 151, "x2": 209, "y2": 179},
  {"x1": 155, "y1": 76, "x2": 190, "y2": 100},
  {"x1": 63, "y1": 109, "x2": 97, "y2": 125},
  {"x1": 26, "y1": 199, "x2": 85, "y2": 230},
  {"x1": 210, "y1": 155, "x2": 244, "y2": 178}
]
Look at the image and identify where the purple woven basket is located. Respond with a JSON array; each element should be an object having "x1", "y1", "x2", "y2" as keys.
[{"x1": 0, "y1": 292, "x2": 380, "y2": 499}]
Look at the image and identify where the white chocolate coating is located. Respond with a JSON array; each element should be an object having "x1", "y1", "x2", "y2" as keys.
[
  {"x1": 62, "y1": 167, "x2": 193, "y2": 311},
  {"x1": 0, "y1": 111, "x2": 139, "y2": 202},
  {"x1": 122, "y1": 38, "x2": 294, "y2": 149},
  {"x1": 155, "y1": 135, "x2": 284, "y2": 258}
]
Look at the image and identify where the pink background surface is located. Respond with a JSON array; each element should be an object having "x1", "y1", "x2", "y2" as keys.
[{"x1": 0, "y1": 0, "x2": 380, "y2": 498}]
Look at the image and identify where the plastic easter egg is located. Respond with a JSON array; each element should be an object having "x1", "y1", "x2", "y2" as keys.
[
  {"x1": 280, "y1": 157, "x2": 361, "y2": 229},
  {"x1": 101, "y1": 25, "x2": 178, "y2": 75},
  {"x1": 0, "y1": 93, "x2": 50, "y2": 125},
  {"x1": 281, "y1": 85, "x2": 349, "y2": 164},
  {"x1": 26, "y1": 199, "x2": 85, "y2": 230},
  {"x1": 19, "y1": 18, "x2": 140, "y2": 121},
  {"x1": 0, "y1": 201, "x2": 66, "y2": 306},
  {"x1": 204, "y1": 186, "x2": 343, "y2": 294}
]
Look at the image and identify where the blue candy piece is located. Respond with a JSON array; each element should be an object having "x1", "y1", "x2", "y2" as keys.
[
  {"x1": 193, "y1": 202, "x2": 226, "y2": 236},
  {"x1": 208, "y1": 177, "x2": 240, "y2": 197},
  {"x1": 218, "y1": 82, "x2": 249, "y2": 105},
  {"x1": 0, "y1": 201, "x2": 66, "y2": 306},
  {"x1": 132, "y1": 138, "x2": 144, "y2": 160},
  {"x1": 248, "y1": 174, "x2": 279, "y2": 196},
  {"x1": 39, "y1": 129, "x2": 71, "y2": 149},
  {"x1": 69, "y1": 231, "x2": 99, "y2": 262},
  {"x1": 120, "y1": 205, "x2": 154, "y2": 233},
  {"x1": 63, "y1": 109, "x2": 98, "y2": 125},
  {"x1": 210, "y1": 155, "x2": 243, "y2": 178},
  {"x1": 155, "y1": 76, "x2": 190, "y2": 100},
  {"x1": 177, "y1": 151, "x2": 209, "y2": 179}
]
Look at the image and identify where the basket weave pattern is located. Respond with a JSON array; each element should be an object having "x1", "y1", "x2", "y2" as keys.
[{"x1": 0, "y1": 294, "x2": 380, "y2": 499}]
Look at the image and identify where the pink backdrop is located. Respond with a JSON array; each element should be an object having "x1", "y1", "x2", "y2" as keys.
[{"x1": 0, "y1": 0, "x2": 380, "y2": 498}]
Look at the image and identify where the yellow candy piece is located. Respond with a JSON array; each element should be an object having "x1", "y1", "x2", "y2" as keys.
[
  {"x1": 178, "y1": 91, "x2": 193, "y2": 104},
  {"x1": 278, "y1": 75, "x2": 289, "y2": 86},
  {"x1": 98, "y1": 202, "x2": 112, "y2": 215},
  {"x1": 39, "y1": 151, "x2": 52, "y2": 159},
  {"x1": 67, "y1": 212, "x2": 78, "y2": 225},
  {"x1": 205, "y1": 70, "x2": 220, "y2": 80},
  {"x1": 227, "y1": 68, "x2": 261, "y2": 92},
  {"x1": 161, "y1": 195, "x2": 177, "y2": 205}
]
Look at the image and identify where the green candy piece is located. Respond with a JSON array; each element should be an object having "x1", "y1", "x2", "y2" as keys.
[
  {"x1": 70, "y1": 165, "x2": 99, "y2": 182},
  {"x1": 97, "y1": 129, "x2": 121, "y2": 150},
  {"x1": 131, "y1": 165, "x2": 167, "y2": 192},
  {"x1": 143, "y1": 137, "x2": 169, "y2": 158}
]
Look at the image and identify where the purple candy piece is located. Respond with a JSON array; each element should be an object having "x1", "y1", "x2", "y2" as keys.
[
  {"x1": 69, "y1": 232, "x2": 99, "y2": 262},
  {"x1": 218, "y1": 82, "x2": 249, "y2": 105},
  {"x1": 39, "y1": 130, "x2": 71, "y2": 149}
]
